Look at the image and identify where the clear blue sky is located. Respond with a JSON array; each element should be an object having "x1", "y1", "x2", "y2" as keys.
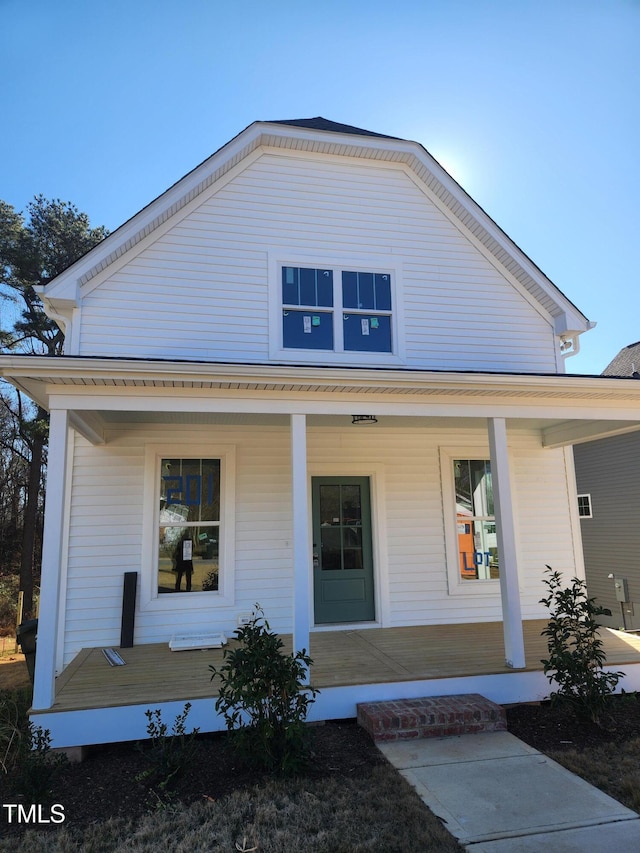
[{"x1": 1, "y1": 0, "x2": 638, "y2": 375}]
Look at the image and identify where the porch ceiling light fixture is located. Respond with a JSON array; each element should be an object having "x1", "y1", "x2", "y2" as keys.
[{"x1": 351, "y1": 415, "x2": 378, "y2": 425}]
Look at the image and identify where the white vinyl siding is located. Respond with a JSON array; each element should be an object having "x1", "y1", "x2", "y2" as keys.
[
  {"x1": 77, "y1": 152, "x2": 557, "y2": 373},
  {"x1": 61, "y1": 421, "x2": 576, "y2": 666}
]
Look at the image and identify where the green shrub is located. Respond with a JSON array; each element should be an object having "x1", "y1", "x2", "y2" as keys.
[
  {"x1": 136, "y1": 702, "x2": 200, "y2": 796},
  {"x1": 540, "y1": 565, "x2": 624, "y2": 722},
  {"x1": 209, "y1": 605, "x2": 319, "y2": 774}
]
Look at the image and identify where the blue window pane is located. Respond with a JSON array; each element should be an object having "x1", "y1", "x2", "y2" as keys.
[
  {"x1": 299, "y1": 267, "x2": 317, "y2": 306},
  {"x1": 357, "y1": 273, "x2": 374, "y2": 309},
  {"x1": 342, "y1": 271, "x2": 358, "y2": 308},
  {"x1": 375, "y1": 274, "x2": 392, "y2": 310},
  {"x1": 282, "y1": 266, "x2": 298, "y2": 305},
  {"x1": 343, "y1": 314, "x2": 392, "y2": 352},
  {"x1": 316, "y1": 270, "x2": 333, "y2": 307},
  {"x1": 284, "y1": 267, "x2": 333, "y2": 307},
  {"x1": 283, "y1": 310, "x2": 334, "y2": 349}
]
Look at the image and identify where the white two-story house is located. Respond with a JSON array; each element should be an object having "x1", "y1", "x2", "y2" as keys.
[{"x1": 4, "y1": 117, "x2": 640, "y2": 749}]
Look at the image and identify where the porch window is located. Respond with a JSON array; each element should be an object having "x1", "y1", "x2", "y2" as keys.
[
  {"x1": 454, "y1": 459, "x2": 499, "y2": 581},
  {"x1": 158, "y1": 458, "x2": 221, "y2": 594}
]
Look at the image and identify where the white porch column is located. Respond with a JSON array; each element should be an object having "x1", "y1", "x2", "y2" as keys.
[
  {"x1": 32, "y1": 407, "x2": 70, "y2": 710},
  {"x1": 290, "y1": 414, "x2": 311, "y2": 664},
  {"x1": 488, "y1": 417, "x2": 526, "y2": 669}
]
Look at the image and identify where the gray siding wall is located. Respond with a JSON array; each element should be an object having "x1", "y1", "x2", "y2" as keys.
[{"x1": 574, "y1": 433, "x2": 640, "y2": 629}]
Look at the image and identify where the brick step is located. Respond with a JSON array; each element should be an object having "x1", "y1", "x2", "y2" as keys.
[{"x1": 357, "y1": 693, "x2": 507, "y2": 742}]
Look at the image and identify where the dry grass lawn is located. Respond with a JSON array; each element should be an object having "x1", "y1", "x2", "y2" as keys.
[
  {"x1": 549, "y1": 739, "x2": 640, "y2": 814},
  {"x1": 0, "y1": 764, "x2": 463, "y2": 852}
]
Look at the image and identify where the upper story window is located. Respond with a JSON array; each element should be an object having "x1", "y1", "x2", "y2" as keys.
[{"x1": 281, "y1": 266, "x2": 393, "y2": 354}]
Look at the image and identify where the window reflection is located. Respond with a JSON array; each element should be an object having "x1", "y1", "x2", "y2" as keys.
[
  {"x1": 158, "y1": 459, "x2": 220, "y2": 593},
  {"x1": 454, "y1": 460, "x2": 499, "y2": 581}
]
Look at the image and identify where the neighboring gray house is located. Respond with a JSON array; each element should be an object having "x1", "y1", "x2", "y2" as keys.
[{"x1": 574, "y1": 341, "x2": 640, "y2": 630}]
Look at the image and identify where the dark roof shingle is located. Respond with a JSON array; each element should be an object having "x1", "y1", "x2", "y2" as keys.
[
  {"x1": 602, "y1": 341, "x2": 640, "y2": 377},
  {"x1": 266, "y1": 116, "x2": 399, "y2": 140}
]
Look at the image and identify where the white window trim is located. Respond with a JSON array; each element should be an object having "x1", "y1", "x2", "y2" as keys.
[
  {"x1": 577, "y1": 493, "x2": 593, "y2": 519},
  {"x1": 268, "y1": 250, "x2": 406, "y2": 365},
  {"x1": 141, "y1": 443, "x2": 236, "y2": 612},
  {"x1": 440, "y1": 446, "x2": 501, "y2": 597}
]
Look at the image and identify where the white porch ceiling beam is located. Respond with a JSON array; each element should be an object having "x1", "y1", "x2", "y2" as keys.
[
  {"x1": 542, "y1": 419, "x2": 640, "y2": 449},
  {"x1": 45, "y1": 392, "x2": 640, "y2": 423},
  {"x1": 68, "y1": 411, "x2": 105, "y2": 445}
]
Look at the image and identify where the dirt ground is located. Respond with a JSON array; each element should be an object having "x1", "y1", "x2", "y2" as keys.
[{"x1": 0, "y1": 648, "x2": 30, "y2": 692}]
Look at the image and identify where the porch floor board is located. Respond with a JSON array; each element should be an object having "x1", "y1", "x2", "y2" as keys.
[{"x1": 38, "y1": 621, "x2": 640, "y2": 714}]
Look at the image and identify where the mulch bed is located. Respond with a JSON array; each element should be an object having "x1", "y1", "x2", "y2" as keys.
[
  {"x1": 0, "y1": 719, "x2": 387, "y2": 836},
  {"x1": 505, "y1": 693, "x2": 640, "y2": 752}
]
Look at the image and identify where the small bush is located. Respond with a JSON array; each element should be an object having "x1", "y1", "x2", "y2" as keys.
[
  {"x1": 540, "y1": 565, "x2": 624, "y2": 722},
  {"x1": 12, "y1": 724, "x2": 67, "y2": 803},
  {"x1": 1, "y1": 690, "x2": 67, "y2": 803},
  {"x1": 0, "y1": 688, "x2": 27, "y2": 774},
  {"x1": 209, "y1": 605, "x2": 319, "y2": 774},
  {"x1": 136, "y1": 702, "x2": 200, "y2": 796}
]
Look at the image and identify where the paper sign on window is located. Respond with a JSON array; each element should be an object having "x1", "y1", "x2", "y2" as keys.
[
  {"x1": 303, "y1": 315, "x2": 312, "y2": 333},
  {"x1": 361, "y1": 318, "x2": 370, "y2": 336},
  {"x1": 182, "y1": 539, "x2": 193, "y2": 560}
]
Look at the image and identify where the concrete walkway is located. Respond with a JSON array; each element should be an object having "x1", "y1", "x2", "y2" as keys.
[{"x1": 378, "y1": 731, "x2": 640, "y2": 851}]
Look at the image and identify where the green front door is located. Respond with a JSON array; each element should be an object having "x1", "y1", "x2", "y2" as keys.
[{"x1": 312, "y1": 477, "x2": 375, "y2": 624}]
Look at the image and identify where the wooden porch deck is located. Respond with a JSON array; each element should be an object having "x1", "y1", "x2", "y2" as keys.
[{"x1": 39, "y1": 620, "x2": 640, "y2": 715}]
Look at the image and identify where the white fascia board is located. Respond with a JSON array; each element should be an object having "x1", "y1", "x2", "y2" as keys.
[
  {"x1": 402, "y1": 152, "x2": 590, "y2": 335},
  {"x1": 4, "y1": 355, "x2": 640, "y2": 399}
]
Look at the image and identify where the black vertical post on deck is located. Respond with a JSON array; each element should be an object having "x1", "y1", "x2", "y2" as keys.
[{"x1": 120, "y1": 572, "x2": 137, "y2": 648}]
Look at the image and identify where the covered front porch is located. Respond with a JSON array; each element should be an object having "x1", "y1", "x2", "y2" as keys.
[
  {"x1": 32, "y1": 621, "x2": 640, "y2": 748},
  {"x1": 4, "y1": 357, "x2": 640, "y2": 748}
]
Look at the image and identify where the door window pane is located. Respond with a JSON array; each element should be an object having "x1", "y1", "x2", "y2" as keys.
[
  {"x1": 319, "y1": 483, "x2": 364, "y2": 571},
  {"x1": 341, "y1": 485, "x2": 362, "y2": 525},
  {"x1": 342, "y1": 525, "x2": 363, "y2": 569}
]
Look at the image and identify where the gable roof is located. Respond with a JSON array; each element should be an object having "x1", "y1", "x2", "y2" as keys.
[
  {"x1": 603, "y1": 341, "x2": 640, "y2": 377},
  {"x1": 37, "y1": 117, "x2": 591, "y2": 340}
]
